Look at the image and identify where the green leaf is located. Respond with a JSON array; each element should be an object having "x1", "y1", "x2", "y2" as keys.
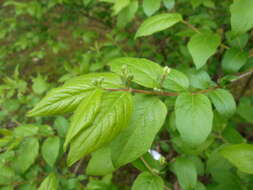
[
  {"x1": 64, "y1": 89, "x2": 103, "y2": 149},
  {"x1": 132, "y1": 152, "x2": 164, "y2": 173},
  {"x1": 187, "y1": 70, "x2": 213, "y2": 90},
  {"x1": 131, "y1": 172, "x2": 164, "y2": 190},
  {"x1": 175, "y1": 93, "x2": 213, "y2": 145},
  {"x1": 117, "y1": 0, "x2": 139, "y2": 29},
  {"x1": 38, "y1": 125, "x2": 54, "y2": 136},
  {"x1": 113, "y1": 0, "x2": 130, "y2": 15},
  {"x1": 208, "y1": 89, "x2": 236, "y2": 118},
  {"x1": 226, "y1": 32, "x2": 249, "y2": 49},
  {"x1": 195, "y1": 182, "x2": 206, "y2": 190},
  {"x1": 42, "y1": 136, "x2": 60, "y2": 167},
  {"x1": 163, "y1": 0, "x2": 175, "y2": 10},
  {"x1": 12, "y1": 137, "x2": 39, "y2": 174},
  {"x1": 86, "y1": 146, "x2": 115, "y2": 176},
  {"x1": 163, "y1": 69, "x2": 189, "y2": 92},
  {"x1": 54, "y1": 116, "x2": 69, "y2": 137},
  {"x1": 172, "y1": 157, "x2": 198, "y2": 190},
  {"x1": 222, "y1": 48, "x2": 248, "y2": 74},
  {"x1": 237, "y1": 98, "x2": 253, "y2": 124},
  {"x1": 13, "y1": 125, "x2": 39, "y2": 138},
  {"x1": 230, "y1": 0, "x2": 253, "y2": 34},
  {"x1": 143, "y1": 0, "x2": 161, "y2": 16},
  {"x1": 222, "y1": 127, "x2": 245, "y2": 144},
  {"x1": 220, "y1": 144, "x2": 253, "y2": 174},
  {"x1": 0, "y1": 163, "x2": 16, "y2": 185},
  {"x1": 38, "y1": 173, "x2": 58, "y2": 190},
  {"x1": 111, "y1": 95, "x2": 167, "y2": 167},
  {"x1": 87, "y1": 95, "x2": 167, "y2": 175},
  {"x1": 207, "y1": 149, "x2": 234, "y2": 184},
  {"x1": 32, "y1": 74, "x2": 49, "y2": 94},
  {"x1": 27, "y1": 73, "x2": 122, "y2": 117},
  {"x1": 28, "y1": 84, "x2": 94, "y2": 117},
  {"x1": 67, "y1": 91, "x2": 132, "y2": 166},
  {"x1": 83, "y1": 0, "x2": 93, "y2": 6},
  {"x1": 191, "y1": 0, "x2": 203, "y2": 8},
  {"x1": 187, "y1": 31, "x2": 221, "y2": 69},
  {"x1": 110, "y1": 59, "x2": 187, "y2": 91},
  {"x1": 188, "y1": 156, "x2": 204, "y2": 176},
  {"x1": 109, "y1": 57, "x2": 163, "y2": 88},
  {"x1": 135, "y1": 13, "x2": 182, "y2": 38}
]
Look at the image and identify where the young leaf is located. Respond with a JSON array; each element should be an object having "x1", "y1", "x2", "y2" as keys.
[
  {"x1": 163, "y1": 0, "x2": 175, "y2": 10},
  {"x1": 220, "y1": 144, "x2": 253, "y2": 174},
  {"x1": 32, "y1": 74, "x2": 49, "y2": 94},
  {"x1": 187, "y1": 31, "x2": 221, "y2": 69},
  {"x1": 38, "y1": 173, "x2": 58, "y2": 190},
  {"x1": 143, "y1": 0, "x2": 161, "y2": 16},
  {"x1": 67, "y1": 91, "x2": 132, "y2": 166},
  {"x1": 175, "y1": 93, "x2": 213, "y2": 145},
  {"x1": 135, "y1": 13, "x2": 182, "y2": 38},
  {"x1": 208, "y1": 89, "x2": 236, "y2": 118},
  {"x1": 163, "y1": 69, "x2": 189, "y2": 92},
  {"x1": 222, "y1": 48, "x2": 248, "y2": 74},
  {"x1": 27, "y1": 84, "x2": 95, "y2": 117},
  {"x1": 64, "y1": 89, "x2": 103, "y2": 149},
  {"x1": 27, "y1": 73, "x2": 122, "y2": 117},
  {"x1": 42, "y1": 136, "x2": 60, "y2": 167},
  {"x1": 87, "y1": 95, "x2": 167, "y2": 175},
  {"x1": 230, "y1": 0, "x2": 253, "y2": 34},
  {"x1": 12, "y1": 137, "x2": 39, "y2": 174},
  {"x1": 109, "y1": 57, "x2": 163, "y2": 88},
  {"x1": 172, "y1": 157, "x2": 198, "y2": 190},
  {"x1": 117, "y1": 0, "x2": 139, "y2": 29},
  {"x1": 131, "y1": 172, "x2": 164, "y2": 190}
]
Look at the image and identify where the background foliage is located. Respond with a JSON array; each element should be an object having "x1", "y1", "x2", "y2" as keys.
[{"x1": 1, "y1": 0, "x2": 253, "y2": 189}]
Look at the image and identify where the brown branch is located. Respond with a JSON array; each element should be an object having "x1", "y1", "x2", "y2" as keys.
[
  {"x1": 181, "y1": 20, "x2": 201, "y2": 34},
  {"x1": 237, "y1": 73, "x2": 253, "y2": 101},
  {"x1": 230, "y1": 69, "x2": 253, "y2": 83},
  {"x1": 105, "y1": 69, "x2": 252, "y2": 97},
  {"x1": 192, "y1": 86, "x2": 219, "y2": 94},
  {"x1": 73, "y1": 159, "x2": 84, "y2": 175},
  {"x1": 106, "y1": 88, "x2": 178, "y2": 96}
]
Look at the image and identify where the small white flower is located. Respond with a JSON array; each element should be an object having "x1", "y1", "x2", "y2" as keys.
[{"x1": 148, "y1": 149, "x2": 162, "y2": 161}]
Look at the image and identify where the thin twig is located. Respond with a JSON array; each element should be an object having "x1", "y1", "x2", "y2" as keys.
[
  {"x1": 230, "y1": 69, "x2": 253, "y2": 83},
  {"x1": 237, "y1": 73, "x2": 253, "y2": 101},
  {"x1": 140, "y1": 156, "x2": 158, "y2": 176},
  {"x1": 73, "y1": 159, "x2": 84, "y2": 175},
  {"x1": 192, "y1": 86, "x2": 219, "y2": 94},
  {"x1": 105, "y1": 69, "x2": 253, "y2": 97},
  {"x1": 140, "y1": 157, "x2": 171, "y2": 190},
  {"x1": 106, "y1": 88, "x2": 178, "y2": 96},
  {"x1": 181, "y1": 20, "x2": 201, "y2": 33}
]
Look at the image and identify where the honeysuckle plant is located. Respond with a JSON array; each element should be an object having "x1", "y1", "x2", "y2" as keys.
[{"x1": 1, "y1": 0, "x2": 253, "y2": 190}]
